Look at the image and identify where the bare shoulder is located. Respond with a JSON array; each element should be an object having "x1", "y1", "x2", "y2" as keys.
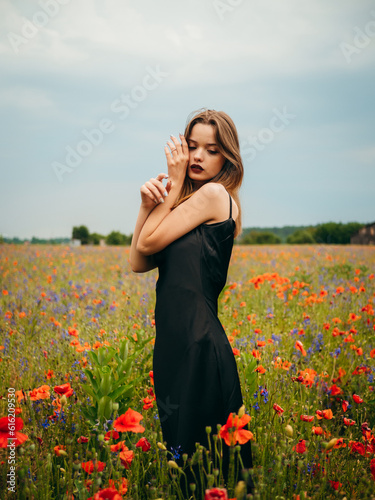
[{"x1": 197, "y1": 182, "x2": 227, "y2": 199}]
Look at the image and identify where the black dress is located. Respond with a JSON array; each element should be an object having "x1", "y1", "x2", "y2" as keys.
[{"x1": 153, "y1": 190, "x2": 253, "y2": 482}]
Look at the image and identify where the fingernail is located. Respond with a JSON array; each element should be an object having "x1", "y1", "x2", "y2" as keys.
[
  {"x1": 165, "y1": 174, "x2": 169, "y2": 178},
  {"x1": 160, "y1": 198, "x2": 164, "y2": 203},
  {"x1": 164, "y1": 191, "x2": 168, "y2": 197}
]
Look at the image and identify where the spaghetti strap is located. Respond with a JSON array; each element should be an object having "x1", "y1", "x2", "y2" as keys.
[{"x1": 228, "y1": 191, "x2": 232, "y2": 219}]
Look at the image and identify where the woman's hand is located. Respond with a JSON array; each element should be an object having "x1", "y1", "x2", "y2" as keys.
[
  {"x1": 140, "y1": 173, "x2": 171, "y2": 210},
  {"x1": 164, "y1": 134, "x2": 189, "y2": 185}
]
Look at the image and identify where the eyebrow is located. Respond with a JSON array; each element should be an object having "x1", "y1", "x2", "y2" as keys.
[{"x1": 188, "y1": 139, "x2": 218, "y2": 146}]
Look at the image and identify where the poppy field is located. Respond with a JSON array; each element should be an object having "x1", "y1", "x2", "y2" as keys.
[{"x1": 1, "y1": 243, "x2": 374, "y2": 500}]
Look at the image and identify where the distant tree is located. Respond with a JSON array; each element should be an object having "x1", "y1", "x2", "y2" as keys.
[
  {"x1": 286, "y1": 229, "x2": 316, "y2": 244},
  {"x1": 106, "y1": 231, "x2": 125, "y2": 246},
  {"x1": 0, "y1": 235, "x2": 3, "y2": 244},
  {"x1": 89, "y1": 232, "x2": 105, "y2": 245},
  {"x1": 72, "y1": 225, "x2": 90, "y2": 245},
  {"x1": 313, "y1": 222, "x2": 364, "y2": 244},
  {"x1": 241, "y1": 231, "x2": 281, "y2": 244}
]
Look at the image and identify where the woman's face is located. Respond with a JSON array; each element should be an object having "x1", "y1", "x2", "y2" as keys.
[{"x1": 187, "y1": 123, "x2": 226, "y2": 186}]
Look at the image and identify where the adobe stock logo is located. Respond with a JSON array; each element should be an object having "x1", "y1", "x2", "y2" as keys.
[
  {"x1": 339, "y1": 11, "x2": 375, "y2": 63},
  {"x1": 240, "y1": 106, "x2": 296, "y2": 163},
  {"x1": 51, "y1": 66, "x2": 168, "y2": 183},
  {"x1": 7, "y1": 0, "x2": 71, "y2": 54}
]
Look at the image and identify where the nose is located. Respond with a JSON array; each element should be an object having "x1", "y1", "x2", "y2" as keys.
[{"x1": 193, "y1": 148, "x2": 203, "y2": 162}]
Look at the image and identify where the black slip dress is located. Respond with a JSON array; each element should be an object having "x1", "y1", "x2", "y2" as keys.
[{"x1": 153, "y1": 190, "x2": 253, "y2": 484}]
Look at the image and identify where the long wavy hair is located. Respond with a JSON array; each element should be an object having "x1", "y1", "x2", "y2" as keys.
[{"x1": 173, "y1": 109, "x2": 244, "y2": 237}]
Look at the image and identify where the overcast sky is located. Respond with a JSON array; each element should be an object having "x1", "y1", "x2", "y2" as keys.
[{"x1": 1, "y1": 0, "x2": 374, "y2": 239}]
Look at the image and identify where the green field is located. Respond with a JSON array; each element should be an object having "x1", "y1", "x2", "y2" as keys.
[{"x1": 1, "y1": 244, "x2": 374, "y2": 499}]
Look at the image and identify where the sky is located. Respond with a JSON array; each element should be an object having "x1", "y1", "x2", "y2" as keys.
[{"x1": 1, "y1": 0, "x2": 374, "y2": 239}]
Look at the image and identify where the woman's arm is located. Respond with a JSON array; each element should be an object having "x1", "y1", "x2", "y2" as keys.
[
  {"x1": 137, "y1": 181, "x2": 229, "y2": 255},
  {"x1": 129, "y1": 173, "x2": 170, "y2": 273}
]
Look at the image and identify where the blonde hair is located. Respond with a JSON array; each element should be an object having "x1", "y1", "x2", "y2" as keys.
[{"x1": 173, "y1": 108, "x2": 244, "y2": 237}]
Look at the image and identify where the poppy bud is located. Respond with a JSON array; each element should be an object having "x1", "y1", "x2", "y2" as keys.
[
  {"x1": 157, "y1": 442, "x2": 167, "y2": 450},
  {"x1": 168, "y1": 460, "x2": 179, "y2": 470},
  {"x1": 234, "y1": 480, "x2": 246, "y2": 499},
  {"x1": 60, "y1": 394, "x2": 68, "y2": 407},
  {"x1": 324, "y1": 438, "x2": 338, "y2": 450},
  {"x1": 238, "y1": 405, "x2": 245, "y2": 417},
  {"x1": 206, "y1": 426, "x2": 212, "y2": 434},
  {"x1": 285, "y1": 425, "x2": 293, "y2": 438}
]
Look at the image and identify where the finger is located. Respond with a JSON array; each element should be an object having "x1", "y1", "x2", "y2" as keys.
[
  {"x1": 166, "y1": 140, "x2": 178, "y2": 155},
  {"x1": 145, "y1": 181, "x2": 164, "y2": 204},
  {"x1": 179, "y1": 133, "x2": 189, "y2": 155},
  {"x1": 170, "y1": 135, "x2": 182, "y2": 153},
  {"x1": 150, "y1": 178, "x2": 169, "y2": 198},
  {"x1": 156, "y1": 172, "x2": 168, "y2": 181},
  {"x1": 164, "y1": 145, "x2": 172, "y2": 161}
]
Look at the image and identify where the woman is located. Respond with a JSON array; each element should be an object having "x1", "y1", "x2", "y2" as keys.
[{"x1": 130, "y1": 109, "x2": 253, "y2": 491}]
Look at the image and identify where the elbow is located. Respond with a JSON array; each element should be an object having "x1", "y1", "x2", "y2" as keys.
[{"x1": 136, "y1": 239, "x2": 153, "y2": 257}]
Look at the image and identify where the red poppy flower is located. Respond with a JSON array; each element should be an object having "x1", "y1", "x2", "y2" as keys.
[
  {"x1": 142, "y1": 396, "x2": 154, "y2": 410},
  {"x1": 114, "y1": 408, "x2": 145, "y2": 434},
  {"x1": 119, "y1": 445, "x2": 134, "y2": 469},
  {"x1": 300, "y1": 415, "x2": 314, "y2": 422},
  {"x1": 349, "y1": 441, "x2": 366, "y2": 456},
  {"x1": 316, "y1": 409, "x2": 333, "y2": 420},
  {"x1": 295, "y1": 341, "x2": 307, "y2": 357},
  {"x1": 273, "y1": 404, "x2": 284, "y2": 416},
  {"x1": 353, "y1": 394, "x2": 363, "y2": 404},
  {"x1": 81, "y1": 460, "x2": 106, "y2": 474},
  {"x1": 370, "y1": 458, "x2": 375, "y2": 481},
  {"x1": 312, "y1": 426, "x2": 323, "y2": 435},
  {"x1": 293, "y1": 439, "x2": 307, "y2": 454},
  {"x1": 329, "y1": 481, "x2": 342, "y2": 490},
  {"x1": 136, "y1": 437, "x2": 151, "y2": 452},
  {"x1": 342, "y1": 400, "x2": 349, "y2": 412},
  {"x1": 149, "y1": 371, "x2": 154, "y2": 386},
  {"x1": 104, "y1": 430, "x2": 119, "y2": 441},
  {"x1": 255, "y1": 365, "x2": 266, "y2": 374},
  {"x1": 77, "y1": 436, "x2": 89, "y2": 443},
  {"x1": 329, "y1": 384, "x2": 342, "y2": 396},
  {"x1": 219, "y1": 412, "x2": 253, "y2": 447},
  {"x1": 93, "y1": 487, "x2": 122, "y2": 500},
  {"x1": 0, "y1": 416, "x2": 28, "y2": 448},
  {"x1": 54, "y1": 383, "x2": 74, "y2": 397},
  {"x1": 205, "y1": 488, "x2": 228, "y2": 500},
  {"x1": 232, "y1": 348, "x2": 240, "y2": 356},
  {"x1": 343, "y1": 418, "x2": 355, "y2": 426}
]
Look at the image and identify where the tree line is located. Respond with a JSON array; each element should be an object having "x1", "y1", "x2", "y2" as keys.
[{"x1": 0, "y1": 221, "x2": 366, "y2": 246}]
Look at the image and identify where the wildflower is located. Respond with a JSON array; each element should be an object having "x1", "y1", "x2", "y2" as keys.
[
  {"x1": 316, "y1": 409, "x2": 333, "y2": 420},
  {"x1": 273, "y1": 404, "x2": 284, "y2": 415},
  {"x1": 293, "y1": 439, "x2": 307, "y2": 454},
  {"x1": 136, "y1": 437, "x2": 151, "y2": 452},
  {"x1": 343, "y1": 418, "x2": 355, "y2": 426},
  {"x1": 54, "y1": 445, "x2": 67, "y2": 456},
  {"x1": 0, "y1": 416, "x2": 28, "y2": 447},
  {"x1": 104, "y1": 430, "x2": 119, "y2": 441},
  {"x1": 108, "y1": 477, "x2": 128, "y2": 495},
  {"x1": 328, "y1": 384, "x2": 342, "y2": 396},
  {"x1": 329, "y1": 481, "x2": 342, "y2": 490},
  {"x1": 119, "y1": 445, "x2": 134, "y2": 469},
  {"x1": 77, "y1": 436, "x2": 89, "y2": 443},
  {"x1": 219, "y1": 412, "x2": 253, "y2": 447},
  {"x1": 295, "y1": 341, "x2": 307, "y2": 356},
  {"x1": 204, "y1": 488, "x2": 228, "y2": 500},
  {"x1": 54, "y1": 383, "x2": 74, "y2": 397},
  {"x1": 370, "y1": 458, "x2": 375, "y2": 481},
  {"x1": 81, "y1": 460, "x2": 106, "y2": 474},
  {"x1": 142, "y1": 396, "x2": 154, "y2": 410},
  {"x1": 255, "y1": 365, "x2": 266, "y2": 374},
  {"x1": 312, "y1": 426, "x2": 323, "y2": 435},
  {"x1": 114, "y1": 408, "x2": 145, "y2": 433},
  {"x1": 342, "y1": 400, "x2": 349, "y2": 412},
  {"x1": 300, "y1": 415, "x2": 314, "y2": 422},
  {"x1": 232, "y1": 348, "x2": 240, "y2": 356},
  {"x1": 92, "y1": 487, "x2": 122, "y2": 499},
  {"x1": 353, "y1": 394, "x2": 363, "y2": 404}
]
